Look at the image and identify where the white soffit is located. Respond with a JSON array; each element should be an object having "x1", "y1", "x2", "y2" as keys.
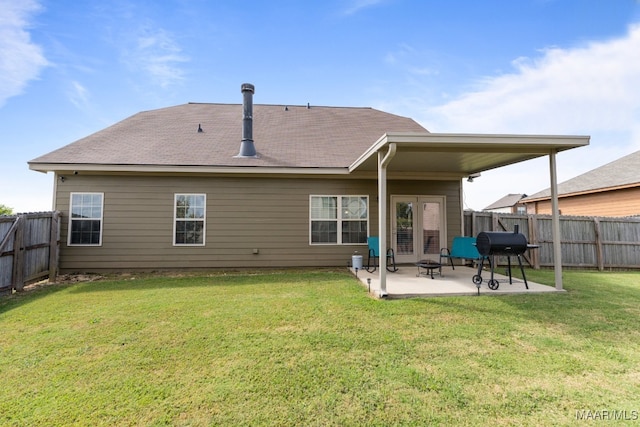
[{"x1": 349, "y1": 132, "x2": 590, "y2": 175}]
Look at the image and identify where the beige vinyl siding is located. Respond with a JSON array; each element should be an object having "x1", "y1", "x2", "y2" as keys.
[
  {"x1": 528, "y1": 187, "x2": 640, "y2": 217},
  {"x1": 54, "y1": 174, "x2": 461, "y2": 272}
]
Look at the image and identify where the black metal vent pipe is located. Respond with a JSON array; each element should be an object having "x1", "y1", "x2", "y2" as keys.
[{"x1": 236, "y1": 83, "x2": 257, "y2": 157}]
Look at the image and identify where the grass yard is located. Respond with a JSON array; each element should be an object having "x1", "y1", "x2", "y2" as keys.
[{"x1": 1, "y1": 268, "x2": 639, "y2": 426}]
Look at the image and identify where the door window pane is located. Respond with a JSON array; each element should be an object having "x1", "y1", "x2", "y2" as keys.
[
  {"x1": 396, "y1": 201, "x2": 413, "y2": 255},
  {"x1": 422, "y1": 202, "x2": 440, "y2": 255}
]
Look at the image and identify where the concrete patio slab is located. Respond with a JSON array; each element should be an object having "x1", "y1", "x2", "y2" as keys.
[{"x1": 350, "y1": 264, "x2": 563, "y2": 298}]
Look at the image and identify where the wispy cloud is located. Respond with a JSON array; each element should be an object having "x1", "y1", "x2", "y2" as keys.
[
  {"x1": 342, "y1": 0, "x2": 387, "y2": 16},
  {"x1": 384, "y1": 43, "x2": 415, "y2": 65},
  {"x1": 123, "y1": 24, "x2": 189, "y2": 88},
  {"x1": 67, "y1": 80, "x2": 90, "y2": 109},
  {"x1": 384, "y1": 43, "x2": 439, "y2": 76},
  {"x1": 0, "y1": 0, "x2": 49, "y2": 108}
]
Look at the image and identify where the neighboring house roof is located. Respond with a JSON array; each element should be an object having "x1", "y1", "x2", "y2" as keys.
[
  {"x1": 483, "y1": 193, "x2": 527, "y2": 210},
  {"x1": 524, "y1": 150, "x2": 640, "y2": 201},
  {"x1": 29, "y1": 103, "x2": 427, "y2": 170}
]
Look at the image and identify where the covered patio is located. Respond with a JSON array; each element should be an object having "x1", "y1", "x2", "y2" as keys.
[
  {"x1": 349, "y1": 132, "x2": 590, "y2": 295},
  {"x1": 350, "y1": 264, "x2": 562, "y2": 298}
]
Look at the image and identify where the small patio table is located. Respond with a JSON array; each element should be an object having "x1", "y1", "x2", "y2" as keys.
[{"x1": 416, "y1": 260, "x2": 442, "y2": 279}]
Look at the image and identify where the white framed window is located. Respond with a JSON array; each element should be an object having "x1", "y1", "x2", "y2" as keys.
[
  {"x1": 68, "y1": 192, "x2": 104, "y2": 246},
  {"x1": 310, "y1": 195, "x2": 368, "y2": 245},
  {"x1": 174, "y1": 194, "x2": 206, "y2": 246}
]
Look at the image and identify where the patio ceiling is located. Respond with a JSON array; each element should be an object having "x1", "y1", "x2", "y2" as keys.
[{"x1": 349, "y1": 132, "x2": 590, "y2": 178}]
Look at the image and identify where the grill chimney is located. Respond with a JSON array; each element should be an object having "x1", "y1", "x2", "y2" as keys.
[{"x1": 236, "y1": 83, "x2": 257, "y2": 158}]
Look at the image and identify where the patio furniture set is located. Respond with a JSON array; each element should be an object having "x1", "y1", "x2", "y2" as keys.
[{"x1": 362, "y1": 231, "x2": 537, "y2": 291}]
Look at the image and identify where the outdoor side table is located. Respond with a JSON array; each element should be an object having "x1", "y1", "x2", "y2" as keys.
[{"x1": 416, "y1": 260, "x2": 442, "y2": 279}]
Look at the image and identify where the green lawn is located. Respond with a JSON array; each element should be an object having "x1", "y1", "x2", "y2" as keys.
[{"x1": 1, "y1": 269, "x2": 639, "y2": 426}]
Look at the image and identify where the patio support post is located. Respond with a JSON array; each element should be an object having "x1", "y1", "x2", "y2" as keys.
[
  {"x1": 378, "y1": 143, "x2": 396, "y2": 296},
  {"x1": 549, "y1": 149, "x2": 563, "y2": 290}
]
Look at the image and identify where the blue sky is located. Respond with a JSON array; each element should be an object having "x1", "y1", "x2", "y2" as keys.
[{"x1": 2, "y1": 0, "x2": 640, "y2": 212}]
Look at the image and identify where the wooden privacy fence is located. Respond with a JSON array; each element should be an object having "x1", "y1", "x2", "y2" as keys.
[
  {"x1": 464, "y1": 211, "x2": 640, "y2": 270},
  {"x1": 0, "y1": 212, "x2": 60, "y2": 294}
]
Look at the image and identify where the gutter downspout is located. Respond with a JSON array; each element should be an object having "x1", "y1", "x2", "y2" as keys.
[
  {"x1": 549, "y1": 150, "x2": 563, "y2": 290},
  {"x1": 378, "y1": 142, "x2": 396, "y2": 296},
  {"x1": 52, "y1": 172, "x2": 59, "y2": 211}
]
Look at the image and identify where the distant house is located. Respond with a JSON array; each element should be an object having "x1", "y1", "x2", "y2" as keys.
[
  {"x1": 523, "y1": 150, "x2": 640, "y2": 217},
  {"x1": 483, "y1": 193, "x2": 528, "y2": 214},
  {"x1": 29, "y1": 83, "x2": 589, "y2": 291}
]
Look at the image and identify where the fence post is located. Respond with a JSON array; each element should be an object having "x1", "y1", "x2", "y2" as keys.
[
  {"x1": 12, "y1": 215, "x2": 25, "y2": 291},
  {"x1": 594, "y1": 217, "x2": 604, "y2": 271},
  {"x1": 48, "y1": 211, "x2": 61, "y2": 282},
  {"x1": 528, "y1": 214, "x2": 540, "y2": 269},
  {"x1": 491, "y1": 212, "x2": 499, "y2": 231}
]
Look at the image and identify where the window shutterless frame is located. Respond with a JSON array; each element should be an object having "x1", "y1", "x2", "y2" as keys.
[
  {"x1": 309, "y1": 195, "x2": 369, "y2": 245},
  {"x1": 173, "y1": 193, "x2": 206, "y2": 246},
  {"x1": 68, "y1": 192, "x2": 104, "y2": 246}
]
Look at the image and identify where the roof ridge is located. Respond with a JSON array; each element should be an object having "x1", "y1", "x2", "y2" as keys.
[{"x1": 186, "y1": 101, "x2": 374, "y2": 110}]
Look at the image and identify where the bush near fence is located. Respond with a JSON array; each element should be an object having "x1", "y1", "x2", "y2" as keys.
[{"x1": 464, "y1": 211, "x2": 640, "y2": 270}]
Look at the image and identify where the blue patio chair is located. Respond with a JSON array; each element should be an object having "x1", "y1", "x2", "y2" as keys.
[
  {"x1": 439, "y1": 236, "x2": 486, "y2": 269},
  {"x1": 366, "y1": 236, "x2": 398, "y2": 272}
]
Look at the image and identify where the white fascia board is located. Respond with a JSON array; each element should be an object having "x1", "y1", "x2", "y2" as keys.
[
  {"x1": 349, "y1": 132, "x2": 590, "y2": 173},
  {"x1": 28, "y1": 163, "x2": 351, "y2": 175}
]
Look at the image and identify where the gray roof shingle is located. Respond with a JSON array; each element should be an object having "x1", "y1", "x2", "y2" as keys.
[
  {"x1": 30, "y1": 103, "x2": 428, "y2": 169},
  {"x1": 483, "y1": 193, "x2": 527, "y2": 210},
  {"x1": 525, "y1": 150, "x2": 640, "y2": 200}
]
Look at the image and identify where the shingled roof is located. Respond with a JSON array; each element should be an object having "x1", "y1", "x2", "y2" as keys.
[
  {"x1": 29, "y1": 103, "x2": 427, "y2": 171},
  {"x1": 483, "y1": 193, "x2": 527, "y2": 210},
  {"x1": 524, "y1": 149, "x2": 640, "y2": 201}
]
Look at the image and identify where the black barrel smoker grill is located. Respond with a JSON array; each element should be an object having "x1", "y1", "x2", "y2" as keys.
[{"x1": 472, "y1": 226, "x2": 534, "y2": 290}]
